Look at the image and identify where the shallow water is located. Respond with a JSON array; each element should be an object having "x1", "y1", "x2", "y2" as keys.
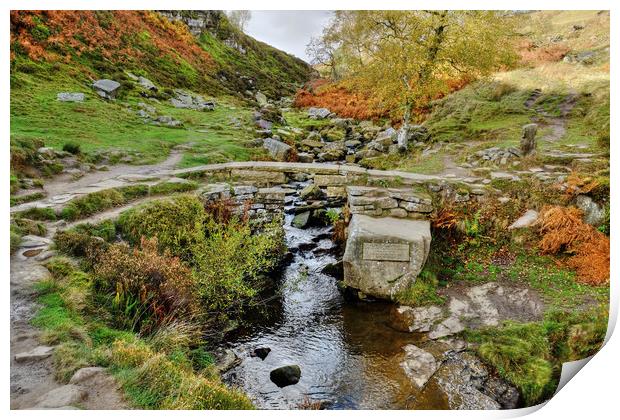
[{"x1": 224, "y1": 195, "x2": 423, "y2": 409}]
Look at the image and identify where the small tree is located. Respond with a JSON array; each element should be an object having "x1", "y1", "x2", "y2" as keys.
[
  {"x1": 309, "y1": 11, "x2": 518, "y2": 149},
  {"x1": 227, "y1": 10, "x2": 251, "y2": 32}
]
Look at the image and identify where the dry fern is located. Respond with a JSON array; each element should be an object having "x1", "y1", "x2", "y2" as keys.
[{"x1": 537, "y1": 205, "x2": 609, "y2": 285}]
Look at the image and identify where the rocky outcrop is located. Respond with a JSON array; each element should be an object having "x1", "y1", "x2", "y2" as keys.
[
  {"x1": 170, "y1": 89, "x2": 215, "y2": 111},
  {"x1": 415, "y1": 352, "x2": 519, "y2": 409},
  {"x1": 392, "y1": 282, "x2": 544, "y2": 338},
  {"x1": 343, "y1": 215, "x2": 431, "y2": 299},
  {"x1": 57, "y1": 92, "x2": 85, "y2": 102}
]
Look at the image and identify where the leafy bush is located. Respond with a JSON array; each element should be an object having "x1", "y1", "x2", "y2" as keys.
[
  {"x1": 192, "y1": 218, "x2": 285, "y2": 326},
  {"x1": 117, "y1": 195, "x2": 206, "y2": 260},
  {"x1": 62, "y1": 141, "x2": 81, "y2": 155},
  {"x1": 93, "y1": 238, "x2": 200, "y2": 335}
]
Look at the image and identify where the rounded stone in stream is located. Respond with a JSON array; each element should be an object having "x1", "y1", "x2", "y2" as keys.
[
  {"x1": 292, "y1": 211, "x2": 310, "y2": 229},
  {"x1": 250, "y1": 347, "x2": 271, "y2": 360},
  {"x1": 270, "y1": 365, "x2": 301, "y2": 388}
]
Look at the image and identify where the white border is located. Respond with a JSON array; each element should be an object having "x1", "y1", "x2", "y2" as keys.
[{"x1": 2, "y1": 1, "x2": 617, "y2": 419}]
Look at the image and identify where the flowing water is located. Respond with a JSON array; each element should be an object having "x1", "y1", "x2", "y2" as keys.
[{"x1": 224, "y1": 191, "x2": 422, "y2": 409}]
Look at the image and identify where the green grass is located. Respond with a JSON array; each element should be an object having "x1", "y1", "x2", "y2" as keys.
[
  {"x1": 11, "y1": 63, "x2": 262, "y2": 166},
  {"x1": 465, "y1": 305, "x2": 608, "y2": 406},
  {"x1": 60, "y1": 185, "x2": 150, "y2": 221},
  {"x1": 10, "y1": 191, "x2": 46, "y2": 206},
  {"x1": 395, "y1": 269, "x2": 446, "y2": 306},
  {"x1": 15, "y1": 206, "x2": 57, "y2": 221},
  {"x1": 31, "y1": 257, "x2": 254, "y2": 409}
]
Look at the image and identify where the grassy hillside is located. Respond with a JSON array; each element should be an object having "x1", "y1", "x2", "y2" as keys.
[{"x1": 10, "y1": 10, "x2": 312, "y2": 174}]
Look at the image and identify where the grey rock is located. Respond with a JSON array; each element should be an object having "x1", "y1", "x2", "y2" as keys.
[
  {"x1": 138, "y1": 76, "x2": 156, "y2": 91},
  {"x1": 92, "y1": 79, "x2": 121, "y2": 99},
  {"x1": 57, "y1": 92, "x2": 85, "y2": 102},
  {"x1": 343, "y1": 215, "x2": 431, "y2": 300},
  {"x1": 255, "y1": 91, "x2": 268, "y2": 106},
  {"x1": 263, "y1": 138, "x2": 292, "y2": 161},
  {"x1": 270, "y1": 365, "x2": 301, "y2": 387},
  {"x1": 521, "y1": 123, "x2": 538, "y2": 156},
  {"x1": 34, "y1": 385, "x2": 87, "y2": 408},
  {"x1": 292, "y1": 211, "x2": 311, "y2": 229},
  {"x1": 213, "y1": 348, "x2": 240, "y2": 373},
  {"x1": 15, "y1": 345, "x2": 54, "y2": 363},
  {"x1": 508, "y1": 209, "x2": 539, "y2": 229},
  {"x1": 308, "y1": 107, "x2": 331, "y2": 119},
  {"x1": 69, "y1": 367, "x2": 106, "y2": 385},
  {"x1": 400, "y1": 344, "x2": 438, "y2": 388},
  {"x1": 20, "y1": 235, "x2": 52, "y2": 248},
  {"x1": 574, "y1": 195, "x2": 605, "y2": 226}
]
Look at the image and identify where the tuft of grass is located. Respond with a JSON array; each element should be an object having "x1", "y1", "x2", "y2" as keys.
[
  {"x1": 149, "y1": 180, "x2": 198, "y2": 195},
  {"x1": 60, "y1": 185, "x2": 149, "y2": 221},
  {"x1": 10, "y1": 191, "x2": 46, "y2": 206},
  {"x1": 15, "y1": 206, "x2": 57, "y2": 221},
  {"x1": 395, "y1": 269, "x2": 445, "y2": 306}
]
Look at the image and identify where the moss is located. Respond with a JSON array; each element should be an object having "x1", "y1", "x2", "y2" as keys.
[{"x1": 395, "y1": 269, "x2": 445, "y2": 306}]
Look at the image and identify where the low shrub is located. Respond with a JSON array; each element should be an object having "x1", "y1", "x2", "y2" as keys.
[
  {"x1": 54, "y1": 230, "x2": 108, "y2": 260},
  {"x1": 71, "y1": 220, "x2": 117, "y2": 242},
  {"x1": 93, "y1": 238, "x2": 201, "y2": 336},
  {"x1": 395, "y1": 269, "x2": 445, "y2": 306},
  {"x1": 60, "y1": 189, "x2": 124, "y2": 221},
  {"x1": 192, "y1": 218, "x2": 285, "y2": 327},
  {"x1": 62, "y1": 142, "x2": 81, "y2": 155},
  {"x1": 10, "y1": 191, "x2": 46, "y2": 206},
  {"x1": 116, "y1": 195, "x2": 206, "y2": 260},
  {"x1": 59, "y1": 185, "x2": 150, "y2": 221}
]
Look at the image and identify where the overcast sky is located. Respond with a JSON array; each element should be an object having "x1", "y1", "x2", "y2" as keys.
[{"x1": 244, "y1": 11, "x2": 333, "y2": 63}]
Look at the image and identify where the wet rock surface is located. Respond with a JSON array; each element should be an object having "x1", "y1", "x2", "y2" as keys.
[{"x1": 270, "y1": 365, "x2": 302, "y2": 388}]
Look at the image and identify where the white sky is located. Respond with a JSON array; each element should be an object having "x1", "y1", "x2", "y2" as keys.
[{"x1": 244, "y1": 11, "x2": 333, "y2": 63}]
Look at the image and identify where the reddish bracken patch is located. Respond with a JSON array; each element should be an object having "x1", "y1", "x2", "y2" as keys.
[
  {"x1": 294, "y1": 81, "x2": 389, "y2": 121},
  {"x1": 537, "y1": 205, "x2": 609, "y2": 286},
  {"x1": 10, "y1": 11, "x2": 213, "y2": 70},
  {"x1": 517, "y1": 40, "x2": 570, "y2": 65}
]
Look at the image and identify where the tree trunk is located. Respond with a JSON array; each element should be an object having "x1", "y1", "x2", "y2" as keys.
[{"x1": 397, "y1": 102, "x2": 412, "y2": 152}]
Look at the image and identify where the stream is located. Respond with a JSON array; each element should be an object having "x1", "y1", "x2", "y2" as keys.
[{"x1": 223, "y1": 186, "x2": 421, "y2": 409}]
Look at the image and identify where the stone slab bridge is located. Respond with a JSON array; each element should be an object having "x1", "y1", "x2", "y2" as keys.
[
  {"x1": 171, "y1": 161, "x2": 494, "y2": 300},
  {"x1": 13, "y1": 161, "x2": 500, "y2": 301}
]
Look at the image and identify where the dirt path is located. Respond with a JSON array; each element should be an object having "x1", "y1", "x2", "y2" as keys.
[
  {"x1": 527, "y1": 89, "x2": 578, "y2": 144},
  {"x1": 10, "y1": 256, "x2": 129, "y2": 409}
]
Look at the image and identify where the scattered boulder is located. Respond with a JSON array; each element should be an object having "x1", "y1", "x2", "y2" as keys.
[
  {"x1": 390, "y1": 305, "x2": 444, "y2": 333},
  {"x1": 34, "y1": 385, "x2": 87, "y2": 409},
  {"x1": 416, "y1": 352, "x2": 518, "y2": 409},
  {"x1": 574, "y1": 195, "x2": 605, "y2": 226},
  {"x1": 400, "y1": 344, "x2": 438, "y2": 388},
  {"x1": 300, "y1": 184, "x2": 324, "y2": 201},
  {"x1": 14, "y1": 345, "x2": 54, "y2": 363},
  {"x1": 255, "y1": 91, "x2": 268, "y2": 106},
  {"x1": 263, "y1": 138, "x2": 293, "y2": 161},
  {"x1": 154, "y1": 115, "x2": 182, "y2": 127},
  {"x1": 212, "y1": 348, "x2": 240, "y2": 373},
  {"x1": 508, "y1": 209, "x2": 539, "y2": 229},
  {"x1": 308, "y1": 107, "x2": 331, "y2": 119},
  {"x1": 138, "y1": 76, "x2": 157, "y2": 91},
  {"x1": 250, "y1": 347, "x2": 271, "y2": 360},
  {"x1": 292, "y1": 211, "x2": 311, "y2": 229},
  {"x1": 520, "y1": 123, "x2": 538, "y2": 156},
  {"x1": 270, "y1": 365, "x2": 301, "y2": 388},
  {"x1": 92, "y1": 79, "x2": 121, "y2": 100},
  {"x1": 57, "y1": 92, "x2": 85, "y2": 102},
  {"x1": 69, "y1": 367, "x2": 106, "y2": 385},
  {"x1": 170, "y1": 89, "x2": 215, "y2": 111}
]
